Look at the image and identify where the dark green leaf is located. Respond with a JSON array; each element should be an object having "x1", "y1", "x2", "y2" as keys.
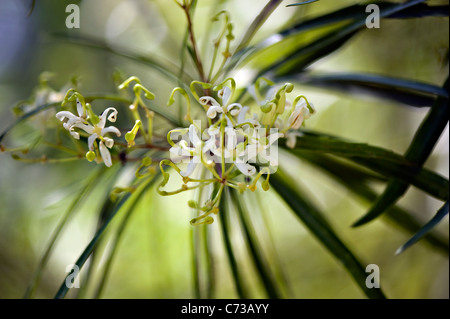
[
  {"x1": 284, "y1": 73, "x2": 448, "y2": 107},
  {"x1": 294, "y1": 151, "x2": 449, "y2": 254},
  {"x1": 231, "y1": 190, "x2": 283, "y2": 299},
  {"x1": 287, "y1": 0, "x2": 320, "y2": 7},
  {"x1": 234, "y1": 0, "x2": 283, "y2": 53},
  {"x1": 0, "y1": 102, "x2": 60, "y2": 144},
  {"x1": 270, "y1": 170, "x2": 387, "y2": 299},
  {"x1": 218, "y1": 193, "x2": 249, "y2": 298},
  {"x1": 93, "y1": 184, "x2": 150, "y2": 298},
  {"x1": 50, "y1": 33, "x2": 193, "y2": 85},
  {"x1": 54, "y1": 175, "x2": 158, "y2": 299},
  {"x1": 24, "y1": 167, "x2": 107, "y2": 299},
  {"x1": 352, "y1": 157, "x2": 449, "y2": 202},
  {"x1": 283, "y1": 134, "x2": 413, "y2": 165},
  {"x1": 261, "y1": 0, "x2": 427, "y2": 76},
  {"x1": 395, "y1": 201, "x2": 449, "y2": 255},
  {"x1": 284, "y1": 133, "x2": 449, "y2": 201},
  {"x1": 389, "y1": 4, "x2": 449, "y2": 18},
  {"x1": 353, "y1": 77, "x2": 449, "y2": 226}
]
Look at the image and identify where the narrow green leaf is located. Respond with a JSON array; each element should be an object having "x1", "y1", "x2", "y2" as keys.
[
  {"x1": 202, "y1": 224, "x2": 216, "y2": 299},
  {"x1": 262, "y1": 0, "x2": 427, "y2": 76},
  {"x1": 294, "y1": 151, "x2": 449, "y2": 254},
  {"x1": 27, "y1": 0, "x2": 36, "y2": 16},
  {"x1": 252, "y1": 191, "x2": 295, "y2": 297},
  {"x1": 285, "y1": 133, "x2": 449, "y2": 201},
  {"x1": 283, "y1": 134, "x2": 413, "y2": 165},
  {"x1": 191, "y1": 223, "x2": 201, "y2": 299},
  {"x1": 234, "y1": 0, "x2": 283, "y2": 53},
  {"x1": 396, "y1": 201, "x2": 449, "y2": 255},
  {"x1": 351, "y1": 158, "x2": 449, "y2": 201},
  {"x1": 388, "y1": 4, "x2": 449, "y2": 18},
  {"x1": 0, "y1": 102, "x2": 59, "y2": 144},
  {"x1": 51, "y1": 33, "x2": 193, "y2": 85},
  {"x1": 24, "y1": 167, "x2": 107, "y2": 299},
  {"x1": 54, "y1": 175, "x2": 158, "y2": 299},
  {"x1": 219, "y1": 191, "x2": 249, "y2": 299},
  {"x1": 231, "y1": 190, "x2": 283, "y2": 299},
  {"x1": 93, "y1": 184, "x2": 152, "y2": 298},
  {"x1": 285, "y1": 73, "x2": 448, "y2": 107},
  {"x1": 270, "y1": 170, "x2": 387, "y2": 299},
  {"x1": 287, "y1": 0, "x2": 320, "y2": 6},
  {"x1": 353, "y1": 77, "x2": 449, "y2": 226}
]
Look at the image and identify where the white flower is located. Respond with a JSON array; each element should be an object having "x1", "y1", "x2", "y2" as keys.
[
  {"x1": 169, "y1": 124, "x2": 214, "y2": 177},
  {"x1": 276, "y1": 100, "x2": 315, "y2": 149},
  {"x1": 225, "y1": 127, "x2": 283, "y2": 176},
  {"x1": 199, "y1": 87, "x2": 242, "y2": 119},
  {"x1": 288, "y1": 100, "x2": 315, "y2": 130},
  {"x1": 56, "y1": 105, "x2": 121, "y2": 167}
]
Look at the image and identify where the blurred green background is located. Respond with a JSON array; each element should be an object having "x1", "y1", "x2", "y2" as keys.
[{"x1": 0, "y1": 0, "x2": 448, "y2": 298}]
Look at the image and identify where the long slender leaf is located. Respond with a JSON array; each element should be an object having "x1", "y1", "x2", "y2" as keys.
[
  {"x1": 351, "y1": 157, "x2": 449, "y2": 201},
  {"x1": 261, "y1": 0, "x2": 427, "y2": 77},
  {"x1": 24, "y1": 167, "x2": 107, "y2": 299},
  {"x1": 270, "y1": 170, "x2": 387, "y2": 299},
  {"x1": 353, "y1": 77, "x2": 449, "y2": 226},
  {"x1": 218, "y1": 191, "x2": 249, "y2": 299},
  {"x1": 232, "y1": 190, "x2": 283, "y2": 299},
  {"x1": 294, "y1": 151, "x2": 449, "y2": 254},
  {"x1": 283, "y1": 72, "x2": 448, "y2": 107},
  {"x1": 388, "y1": 4, "x2": 449, "y2": 18},
  {"x1": 287, "y1": 0, "x2": 320, "y2": 7},
  {"x1": 283, "y1": 134, "x2": 414, "y2": 165},
  {"x1": 229, "y1": 1, "x2": 432, "y2": 78},
  {"x1": 396, "y1": 201, "x2": 449, "y2": 255},
  {"x1": 234, "y1": 0, "x2": 283, "y2": 53},
  {"x1": 51, "y1": 33, "x2": 192, "y2": 85},
  {"x1": 191, "y1": 222, "x2": 201, "y2": 299},
  {"x1": 53, "y1": 175, "x2": 158, "y2": 299},
  {"x1": 253, "y1": 191, "x2": 295, "y2": 297},
  {"x1": 285, "y1": 132, "x2": 449, "y2": 201},
  {"x1": 93, "y1": 183, "x2": 153, "y2": 298},
  {"x1": 203, "y1": 224, "x2": 215, "y2": 299}
]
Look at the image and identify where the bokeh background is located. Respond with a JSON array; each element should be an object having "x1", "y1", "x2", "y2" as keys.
[{"x1": 0, "y1": 0, "x2": 448, "y2": 298}]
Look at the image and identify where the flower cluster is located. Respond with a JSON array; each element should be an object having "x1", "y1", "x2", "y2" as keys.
[
  {"x1": 55, "y1": 90, "x2": 121, "y2": 167},
  {"x1": 159, "y1": 77, "x2": 315, "y2": 225}
]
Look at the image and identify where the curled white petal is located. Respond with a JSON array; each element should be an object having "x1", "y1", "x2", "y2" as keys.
[
  {"x1": 104, "y1": 137, "x2": 114, "y2": 148},
  {"x1": 71, "y1": 122, "x2": 95, "y2": 135},
  {"x1": 88, "y1": 133, "x2": 99, "y2": 151},
  {"x1": 101, "y1": 126, "x2": 121, "y2": 137},
  {"x1": 235, "y1": 162, "x2": 256, "y2": 176},
  {"x1": 99, "y1": 140, "x2": 112, "y2": 167},
  {"x1": 56, "y1": 111, "x2": 79, "y2": 122},
  {"x1": 69, "y1": 129, "x2": 80, "y2": 140},
  {"x1": 227, "y1": 103, "x2": 242, "y2": 116},
  {"x1": 98, "y1": 107, "x2": 119, "y2": 128},
  {"x1": 199, "y1": 96, "x2": 220, "y2": 107},
  {"x1": 207, "y1": 105, "x2": 223, "y2": 119}
]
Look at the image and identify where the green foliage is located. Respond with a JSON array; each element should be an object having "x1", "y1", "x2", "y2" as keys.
[{"x1": 0, "y1": 0, "x2": 448, "y2": 299}]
